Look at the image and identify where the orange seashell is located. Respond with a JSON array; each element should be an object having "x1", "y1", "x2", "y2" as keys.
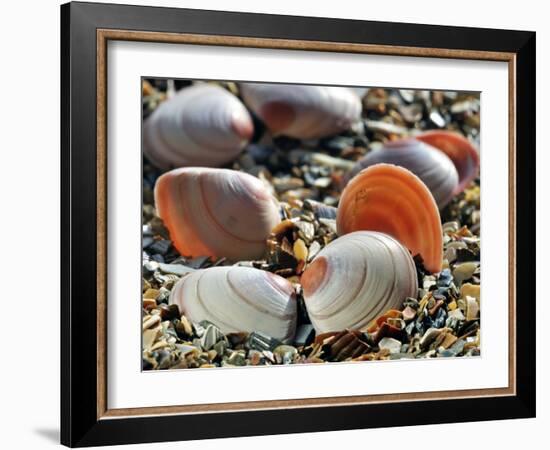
[
  {"x1": 415, "y1": 130, "x2": 479, "y2": 194},
  {"x1": 155, "y1": 167, "x2": 281, "y2": 261},
  {"x1": 336, "y1": 164, "x2": 443, "y2": 273}
]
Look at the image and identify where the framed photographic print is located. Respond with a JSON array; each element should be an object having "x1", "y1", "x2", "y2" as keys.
[{"x1": 60, "y1": 1, "x2": 536, "y2": 447}]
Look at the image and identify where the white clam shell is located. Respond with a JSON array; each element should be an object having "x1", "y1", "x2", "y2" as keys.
[
  {"x1": 170, "y1": 266, "x2": 297, "y2": 342},
  {"x1": 345, "y1": 139, "x2": 459, "y2": 209},
  {"x1": 239, "y1": 83, "x2": 362, "y2": 139},
  {"x1": 144, "y1": 84, "x2": 253, "y2": 169},
  {"x1": 154, "y1": 167, "x2": 281, "y2": 261},
  {"x1": 301, "y1": 231, "x2": 418, "y2": 333}
]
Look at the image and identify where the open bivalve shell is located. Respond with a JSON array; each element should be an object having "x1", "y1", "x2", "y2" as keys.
[
  {"x1": 239, "y1": 83, "x2": 362, "y2": 139},
  {"x1": 154, "y1": 167, "x2": 281, "y2": 261},
  {"x1": 345, "y1": 139, "x2": 459, "y2": 209},
  {"x1": 337, "y1": 163, "x2": 443, "y2": 273},
  {"x1": 301, "y1": 231, "x2": 418, "y2": 334},
  {"x1": 415, "y1": 130, "x2": 480, "y2": 194},
  {"x1": 143, "y1": 84, "x2": 254, "y2": 169},
  {"x1": 170, "y1": 266, "x2": 297, "y2": 342}
]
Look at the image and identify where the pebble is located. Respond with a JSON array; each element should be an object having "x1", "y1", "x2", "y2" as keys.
[
  {"x1": 159, "y1": 304, "x2": 179, "y2": 320},
  {"x1": 273, "y1": 345, "x2": 298, "y2": 364},
  {"x1": 142, "y1": 315, "x2": 161, "y2": 331},
  {"x1": 142, "y1": 298, "x2": 156, "y2": 311},
  {"x1": 186, "y1": 256, "x2": 211, "y2": 269},
  {"x1": 313, "y1": 177, "x2": 332, "y2": 189},
  {"x1": 143, "y1": 261, "x2": 159, "y2": 275},
  {"x1": 429, "y1": 110, "x2": 446, "y2": 128},
  {"x1": 246, "y1": 144, "x2": 273, "y2": 164},
  {"x1": 295, "y1": 220, "x2": 314, "y2": 240},
  {"x1": 318, "y1": 218, "x2": 337, "y2": 234},
  {"x1": 448, "y1": 339, "x2": 466, "y2": 356},
  {"x1": 364, "y1": 120, "x2": 408, "y2": 136},
  {"x1": 142, "y1": 237, "x2": 154, "y2": 249},
  {"x1": 143, "y1": 288, "x2": 160, "y2": 300},
  {"x1": 178, "y1": 315, "x2": 193, "y2": 336},
  {"x1": 450, "y1": 100, "x2": 478, "y2": 115},
  {"x1": 423, "y1": 276, "x2": 437, "y2": 290},
  {"x1": 193, "y1": 322, "x2": 206, "y2": 338},
  {"x1": 322, "y1": 136, "x2": 356, "y2": 152},
  {"x1": 465, "y1": 296, "x2": 479, "y2": 320},
  {"x1": 447, "y1": 241, "x2": 468, "y2": 250},
  {"x1": 148, "y1": 239, "x2": 172, "y2": 255},
  {"x1": 444, "y1": 247, "x2": 458, "y2": 264},
  {"x1": 247, "y1": 332, "x2": 281, "y2": 352},
  {"x1": 227, "y1": 350, "x2": 246, "y2": 366},
  {"x1": 273, "y1": 177, "x2": 304, "y2": 193},
  {"x1": 402, "y1": 305, "x2": 417, "y2": 321},
  {"x1": 389, "y1": 353, "x2": 415, "y2": 360},
  {"x1": 248, "y1": 349, "x2": 265, "y2": 365},
  {"x1": 293, "y1": 239, "x2": 308, "y2": 262},
  {"x1": 310, "y1": 153, "x2": 355, "y2": 171},
  {"x1": 200, "y1": 324, "x2": 224, "y2": 350},
  {"x1": 158, "y1": 263, "x2": 196, "y2": 277},
  {"x1": 143, "y1": 328, "x2": 160, "y2": 351},
  {"x1": 294, "y1": 324, "x2": 315, "y2": 347},
  {"x1": 453, "y1": 262, "x2": 478, "y2": 284},
  {"x1": 156, "y1": 287, "x2": 171, "y2": 303},
  {"x1": 304, "y1": 199, "x2": 337, "y2": 219},
  {"x1": 307, "y1": 241, "x2": 322, "y2": 261},
  {"x1": 460, "y1": 283, "x2": 480, "y2": 302},
  {"x1": 213, "y1": 340, "x2": 227, "y2": 357},
  {"x1": 176, "y1": 344, "x2": 200, "y2": 357},
  {"x1": 439, "y1": 333, "x2": 458, "y2": 350},
  {"x1": 378, "y1": 337, "x2": 402, "y2": 354},
  {"x1": 419, "y1": 328, "x2": 442, "y2": 349}
]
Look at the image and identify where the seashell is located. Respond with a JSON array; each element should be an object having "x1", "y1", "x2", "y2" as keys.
[
  {"x1": 301, "y1": 231, "x2": 418, "y2": 333},
  {"x1": 344, "y1": 139, "x2": 459, "y2": 208},
  {"x1": 239, "y1": 83, "x2": 362, "y2": 139},
  {"x1": 143, "y1": 84, "x2": 254, "y2": 169},
  {"x1": 415, "y1": 130, "x2": 480, "y2": 193},
  {"x1": 336, "y1": 164, "x2": 443, "y2": 273},
  {"x1": 169, "y1": 266, "x2": 297, "y2": 342},
  {"x1": 154, "y1": 167, "x2": 280, "y2": 261}
]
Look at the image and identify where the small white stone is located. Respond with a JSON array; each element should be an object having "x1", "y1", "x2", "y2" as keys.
[
  {"x1": 448, "y1": 309, "x2": 466, "y2": 321},
  {"x1": 378, "y1": 337, "x2": 402, "y2": 354},
  {"x1": 465, "y1": 295, "x2": 480, "y2": 320}
]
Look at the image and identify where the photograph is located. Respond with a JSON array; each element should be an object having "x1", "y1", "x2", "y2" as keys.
[{"x1": 141, "y1": 79, "x2": 481, "y2": 370}]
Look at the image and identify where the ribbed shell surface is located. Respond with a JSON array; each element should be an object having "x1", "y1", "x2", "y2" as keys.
[
  {"x1": 302, "y1": 231, "x2": 418, "y2": 334},
  {"x1": 415, "y1": 130, "x2": 480, "y2": 194},
  {"x1": 346, "y1": 139, "x2": 459, "y2": 208},
  {"x1": 143, "y1": 84, "x2": 253, "y2": 169},
  {"x1": 337, "y1": 164, "x2": 443, "y2": 274},
  {"x1": 154, "y1": 167, "x2": 281, "y2": 261},
  {"x1": 169, "y1": 266, "x2": 297, "y2": 342},
  {"x1": 239, "y1": 83, "x2": 361, "y2": 139}
]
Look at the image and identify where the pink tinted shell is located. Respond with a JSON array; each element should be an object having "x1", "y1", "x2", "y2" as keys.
[
  {"x1": 415, "y1": 130, "x2": 480, "y2": 194},
  {"x1": 154, "y1": 167, "x2": 281, "y2": 261}
]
